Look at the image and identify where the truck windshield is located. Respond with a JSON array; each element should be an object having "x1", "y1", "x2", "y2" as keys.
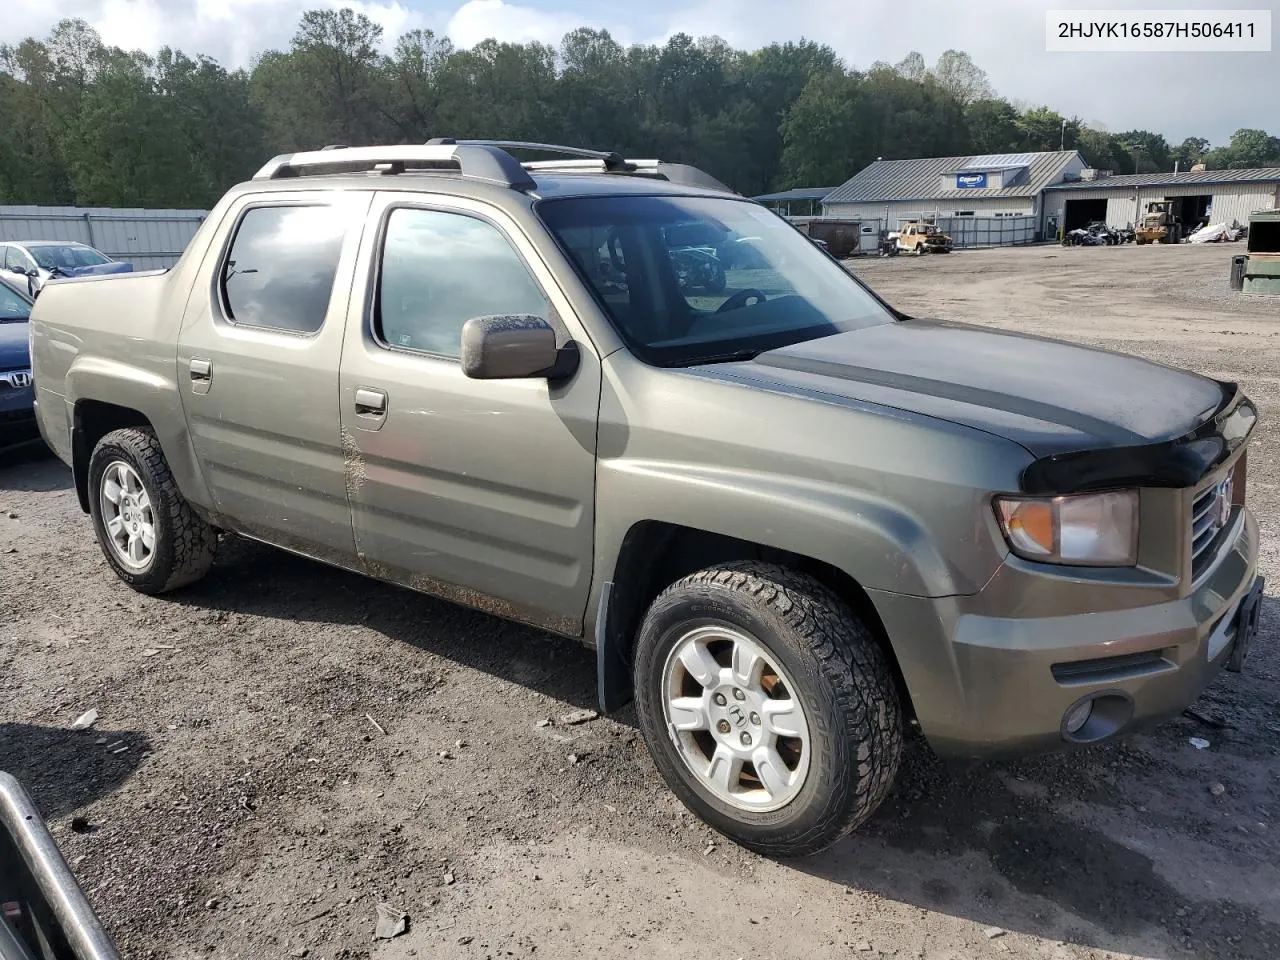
[
  {"x1": 537, "y1": 195, "x2": 894, "y2": 366},
  {"x1": 29, "y1": 246, "x2": 110, "y2": 270}
]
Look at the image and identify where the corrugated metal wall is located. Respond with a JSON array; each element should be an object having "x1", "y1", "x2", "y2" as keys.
[
  {"x1": 1199, "y1": 185, "x2": 1278, "y2": 225},
  {"x1": 1043, "y1": 189, "x2": 1140, "y2": 230},
  {"x1": 0, "y1": 206, "x2": 208, "y2": 270},
  {"x1": 1047, "y1": 183, "x2": 1279, "y2": 231}
]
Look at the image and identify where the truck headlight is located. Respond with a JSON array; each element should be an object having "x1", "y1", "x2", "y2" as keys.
[{"x1": 995, "y1": 491, "x2": 1138, "y2": 566}]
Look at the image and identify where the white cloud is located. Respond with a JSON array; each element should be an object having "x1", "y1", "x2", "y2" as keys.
[
  {"x1": 445, "y1": 0, "x2": 616, "y2": 48},
  {"x1": 1, "y1": 0, "x2": 429, "y2": 66}
]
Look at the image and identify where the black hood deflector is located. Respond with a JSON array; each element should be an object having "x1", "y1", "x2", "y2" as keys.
[{"x1": 1020, "y1": 383, "x2": 1256, "y2": 493}]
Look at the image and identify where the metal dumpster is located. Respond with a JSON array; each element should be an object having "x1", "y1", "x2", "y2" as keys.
[{"x1": 1243, "y1": 210, "x2": 1280, "y2": 296}]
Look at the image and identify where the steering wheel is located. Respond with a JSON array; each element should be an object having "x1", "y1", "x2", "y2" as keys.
[{"x1": 715, "y1": 289, "x2": 767, "y2": 314}]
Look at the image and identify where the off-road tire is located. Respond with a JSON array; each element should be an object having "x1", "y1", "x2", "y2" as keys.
[
  {"x1": 88, "y1": 427, "x2": 216, "y2": 594},
  {"x1": 633, "y1": 561, "x2": 904, "y2": 858}
]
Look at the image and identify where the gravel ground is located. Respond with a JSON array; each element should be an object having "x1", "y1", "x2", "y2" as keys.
[{"x1": 1, "y1": 241, "x2": 1277, "y2": 960}]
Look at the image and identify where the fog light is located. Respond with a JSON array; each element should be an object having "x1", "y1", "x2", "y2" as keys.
[{"x1": 1064, "y1": 699, "x2": 1093, "y2": 735}]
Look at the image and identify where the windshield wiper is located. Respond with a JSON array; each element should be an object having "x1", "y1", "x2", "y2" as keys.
[{"x1": 668, "y1": 349, "x2": 761, "y2": 367}]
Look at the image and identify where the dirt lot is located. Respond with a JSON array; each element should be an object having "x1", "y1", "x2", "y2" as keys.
[{"x1": 2, "y1": 241, "x2": 1278, "y2": 960}]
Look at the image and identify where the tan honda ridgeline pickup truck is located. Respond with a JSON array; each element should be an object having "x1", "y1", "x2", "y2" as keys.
[{"x1": 28, "y1": 140, "x2": 1263, "y2": 857}]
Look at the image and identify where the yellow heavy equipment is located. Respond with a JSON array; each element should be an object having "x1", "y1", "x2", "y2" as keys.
[{"x1": 1135, "y1": 200, "x2": 1182, "y2": 245}]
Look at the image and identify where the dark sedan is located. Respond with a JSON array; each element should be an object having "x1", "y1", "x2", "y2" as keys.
[{"x1": 0, "y1": 274, "x2": 36, "y2": 447}]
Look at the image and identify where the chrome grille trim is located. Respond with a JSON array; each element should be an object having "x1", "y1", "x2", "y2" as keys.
[{"x1": 1190, "y1": 473, "x2": 1233, "y2": 577}]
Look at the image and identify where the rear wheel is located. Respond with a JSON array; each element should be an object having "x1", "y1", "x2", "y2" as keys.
[
  {"x1": 633, "y1": 562, "x2": 903, "y2": 857},
  {"x1": 88, "y1": 427, "x2": 216, "y2": 594}
]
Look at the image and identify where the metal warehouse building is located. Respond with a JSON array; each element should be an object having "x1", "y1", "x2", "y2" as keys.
[
  {"x1": 1043, "y1": 168, "x2": 1280, "y2": 236},
  {"x1": 822, "y1": 150, "x2": 1087, "y2": 246}
]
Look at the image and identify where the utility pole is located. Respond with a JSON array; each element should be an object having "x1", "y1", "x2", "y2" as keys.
[{"x1": 1060, "y1": 118, "x2": 1066, "y2": 151}]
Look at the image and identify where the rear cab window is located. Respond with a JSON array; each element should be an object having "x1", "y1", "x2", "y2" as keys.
[{"x1": 219, "y1": 206, "x2": 347, "y2": 334}]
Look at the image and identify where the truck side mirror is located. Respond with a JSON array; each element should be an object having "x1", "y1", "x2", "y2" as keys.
[{"x1": 460, "y1": 315, "x2": 579, "y2": 381}]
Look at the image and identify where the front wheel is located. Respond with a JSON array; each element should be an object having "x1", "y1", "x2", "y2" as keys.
[
  {"x1": 88, "y1": 427, "x2": 217, "y2": 594},
  {"x1": 633, "y1": 562, "x2": 904, "y2": 858}
]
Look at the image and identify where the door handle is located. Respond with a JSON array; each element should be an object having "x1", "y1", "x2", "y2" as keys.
[
  {"x1": 189, "y1": 358, "x2": 212, "y2": 395},
  {"x1": 354, "y1": 387, "x2": 388, "y2": 428}
]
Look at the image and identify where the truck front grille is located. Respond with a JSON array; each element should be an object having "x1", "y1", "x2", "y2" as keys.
[{"x1": 1191, "y1": 473, "x2": 1234, "y2": 578}]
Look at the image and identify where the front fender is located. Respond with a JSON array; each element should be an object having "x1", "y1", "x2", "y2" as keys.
[{"x1": 597, "y1": 458, "x2": 959, "y2": 598}]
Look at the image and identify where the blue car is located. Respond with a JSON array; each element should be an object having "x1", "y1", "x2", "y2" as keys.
[{"x1": 0, "y1": 274, "x2": 36, "y2": 447}]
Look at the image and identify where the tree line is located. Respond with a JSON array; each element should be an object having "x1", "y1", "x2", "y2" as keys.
[{"x1": 2, "y1": 10, "x2": 1277, "y2": 210}]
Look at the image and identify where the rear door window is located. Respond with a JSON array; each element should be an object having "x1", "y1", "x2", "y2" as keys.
[{"x1": 220, "y1": 206, "x2": 346, "y2": 334}]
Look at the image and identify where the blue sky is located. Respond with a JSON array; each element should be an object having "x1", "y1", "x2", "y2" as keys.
[{"x1": 3, "y1": 0, "x2": 1277, "y2": 148}]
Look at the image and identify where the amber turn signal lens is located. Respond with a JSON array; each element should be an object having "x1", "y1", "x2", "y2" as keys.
[
  {"x1": 995, "y1": 491, "x2": 1138, "y2": 566},
  {"x1": 998, "y1": 500, "x2": 1055, "y2": 556}
]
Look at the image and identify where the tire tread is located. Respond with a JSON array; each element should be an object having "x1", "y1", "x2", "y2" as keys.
[
  {"x1": 641, "y1": 561, "x2": 903, "y2": 857},
  {"x1": 90, "y1": 427, "x2": 216, "y2": 593}
]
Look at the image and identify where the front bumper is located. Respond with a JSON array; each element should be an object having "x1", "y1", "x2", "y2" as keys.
[
  {"x1": 871, "y1": 506, "x2": 1261, "y2": 758},
  {"x1": 0, "y1": 383, "x2": 36, "y2": 448}
]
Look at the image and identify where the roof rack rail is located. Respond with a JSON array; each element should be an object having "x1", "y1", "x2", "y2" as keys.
[
  {"x1": 440, "y1": 140, "x2": 734, "y2": 193},
  {"x1": 432, "y1": 139, "x2": 633, "y2": 171},
  {"x1": 253, "y1": 143, "x2": 536, "y2": 190},
  {"x1": 253, "y1": 139, "x2": 734, "y2": 194},
  {"x1": 522, "y1": 157, "x2": 735, "y2": 194}
]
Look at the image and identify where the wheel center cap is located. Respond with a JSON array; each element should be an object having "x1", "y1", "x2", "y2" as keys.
[{"x1": 710, "y1": 686, "x2": 763, "y2": 749}]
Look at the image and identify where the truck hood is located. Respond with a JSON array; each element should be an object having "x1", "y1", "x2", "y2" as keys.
[
  {"x1": 735, "y1": 319, "x2": 1227, "y2": 458},
  {"x1": 0, "y1": 321, "x2": 30, "y2": 369}
]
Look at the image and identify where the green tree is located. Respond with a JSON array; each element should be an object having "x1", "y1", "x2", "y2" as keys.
[
  {"x1": 1116, "y1": 130, "x2": 1171, "y2": 173},
  {"x1": 1073, "y1": 126, "x2": 1133, "y2": 173},
  {"x1": 1205, "y1": 128, "x2": 1280, "y2": 168},
  {"x1": 894, "y1": 51, "x2": 926, "y2": 81},
  {"x1": 780, "y1": 66, "x2": 969, "y2": 187},
  {"x1": 1016, "y1": 107, "x2": 1075, "y2": 152},
  {"x1": 779, "y1": 70, "x2": 861, "y2": 187},
  {"x1": 931, "y1": 49, "x2": 992, "y2": 105},
  {"x1": 154, "y1": 50, "x2": 266, "y2": 205},
  {"x1": 250, "y1": 9, "x2": 392, "y2": 152},
  {"x1": 5, "y1": 15, "x2": 1264, "y2": 208},
  {"x1": 965, "y1": 98, "x2": 1020, "y2": 153},
  {"x1": 1173, "y1": 136, "x2": 1210, "y2": 169},
  {"x1": 383, "y1": 29, "x2": 456, "y2": 140}
]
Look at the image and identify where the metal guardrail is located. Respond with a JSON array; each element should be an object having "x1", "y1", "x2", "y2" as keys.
[{"x1": 0, "y1": 773, "x2": 120, "y2": 960}]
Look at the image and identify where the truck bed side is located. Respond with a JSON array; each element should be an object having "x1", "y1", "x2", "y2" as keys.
[{"x1": 30, "y1": 200, "x2": 232, "y2": 514}]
